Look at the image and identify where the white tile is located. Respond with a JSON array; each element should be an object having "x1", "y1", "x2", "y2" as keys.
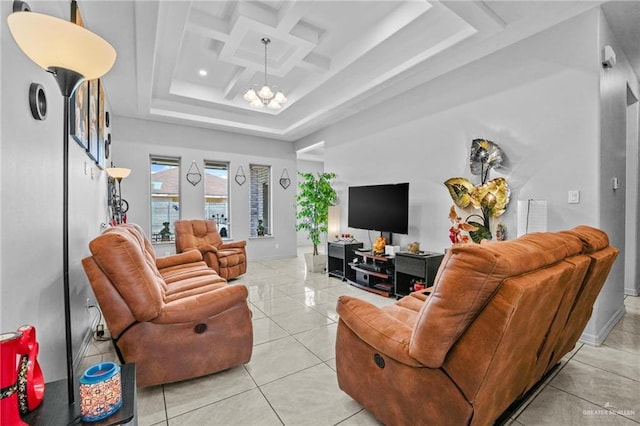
[
  {"x1": 550, "y1": 360, "x2": 640, "y2": 415},
  {"x1": 516, "y1": 386, "x2": 637, "y2": 425},
  {"x1": 252, "y1": 295, "x2": 307, "y2": 316},
  {"x1": 136, "y1": 385, "x2": 166, "y2": 426},
  {"x1": 293, "y1": 323, "x2": 338, "y2": 361},
  {"x1": 163, "y1": 366, "x2": 256, "y2": 419},
  {"x1": 336, "y1": 409, "x2": 384, "y2": 425},
  {"x1": 261, "y1": 363, "x2": 362, "y2": 426},
  {"x1": 252, "y1": 316, "x2": 289, "y2": 346},
  {"x1": 245, "y1": 336, "x2": 322, "y2": 385},
  {"x1": 573, "y1": 344, "x2": 640, "y2": 382},
  {"x1": 270, "y1": 306, "x2": 335, "y2": 334},
  {"x1": 168, "y1": 388, "x2": 281, "y2": 426}
]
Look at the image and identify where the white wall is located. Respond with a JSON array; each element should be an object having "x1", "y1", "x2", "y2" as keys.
[
  {"x1": 1, "y1": 1, "x2": 109, "y2": 381},
  {"x1": 111, "y1": 116, "x2": 298, "y2": 260},
  {"x1": 583, "y1": 9, "x2": 640, "y2": 342},
  {"x1": 297, "y1": 9, "x2": 628, "y2": 343},
  {"x1": 627, "y1": 98, "x2": 640, "y2": 296}
]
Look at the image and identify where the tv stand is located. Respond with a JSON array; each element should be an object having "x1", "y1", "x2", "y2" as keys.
[
  {"x1": 327, "y1": 241, "x2": 363, "y2": 281},
  {"x1": 348, "y1": 250, "x2": 395, "y2": 297}
]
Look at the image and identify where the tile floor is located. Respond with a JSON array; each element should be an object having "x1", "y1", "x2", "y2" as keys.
[{"x1": 82, "y1": 251, "x2": 640, "y2": 426}]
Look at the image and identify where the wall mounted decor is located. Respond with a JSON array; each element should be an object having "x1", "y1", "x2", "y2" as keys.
[
  {"x1": 70, "y1": 80, "x2": 89, "y2": 150},
  {"x1": 104, "y1": 134, "x2": 111, "y2": 161},
  {"x1": 445, "y1": 139, "x2": 510, "y2": 243},
  {"x1": 28, "y1": 82, "x2": 47, "y2": 120},
  {"x1": 235, "y1": 165, "x2": 246, "y2": 185},
  {"x1": 279, "y1": 168, "x2": 291, "y2": 189},
  {"x1": 88, "y1": 80, "x2": 99, "y2": 163},
  {"x1": 97, "y1": 81, "x2": 106, "y2": 169},
  {"x1": 186, "y1": 161, "x2": 202, "y2": 186}
]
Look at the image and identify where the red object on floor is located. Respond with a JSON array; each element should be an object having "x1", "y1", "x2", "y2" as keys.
[
  {"x1": 0, "y1": 331, "x2": 28, "y2": 426},
  {"x1": 17, "y1": 325, "x2": 45, "y2": 412}
]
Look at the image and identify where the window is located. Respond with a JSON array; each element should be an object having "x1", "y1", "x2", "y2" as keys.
[
  {"x1": 150, "y1": 156, "x2": 180, "y2": 242},
  {"x1": 249, "y1": 164, "x2": 271, "y2": 237},
  {"x1": 204, "y1": 161, "x2": 230, "y2": 238}
]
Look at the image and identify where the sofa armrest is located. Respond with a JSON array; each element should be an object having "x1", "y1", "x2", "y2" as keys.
[
  {"x1": 196, "y1": 244, "x2": 218, "y2": 254},
  {"x1": 155, "y1": 249, "x2": 203, "y2": 269},
  {"x1": 220, "y1": 240, "x2": 246, "y2": 249},
  {"x1": 154, "y1": 284, "x2": 249, "y2": 324},
  {"x1": 337, "y1": 295, "x2": 422, "y2": 367}
]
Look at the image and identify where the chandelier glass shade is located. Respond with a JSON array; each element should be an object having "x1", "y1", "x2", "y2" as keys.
[{"x1": 243, "y1": 38, "x2": 287, "y2": 109}]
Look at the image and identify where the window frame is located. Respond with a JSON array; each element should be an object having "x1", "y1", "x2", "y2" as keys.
[
  {"x1": 149, "y1": 155, "x2": 181, "y2": 243},
  {"x1": 249, "y1": 163, "x2": 272, "y2": 238},
  {"x1": 203, "y1": 160, "x2": 231, "y2": 239}
]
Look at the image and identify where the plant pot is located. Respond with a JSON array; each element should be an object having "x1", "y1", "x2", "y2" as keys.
[{"x1": 304, "y1": 253, "x2": 327, "y2": 273}]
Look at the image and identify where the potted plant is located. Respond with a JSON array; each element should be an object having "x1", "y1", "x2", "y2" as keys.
[
  {"x1": 159, "y1": 222, "x2": 172, "y2": 241},
  {"x1": 296, "y1": 172, "x2": 337, "y2": 272}
]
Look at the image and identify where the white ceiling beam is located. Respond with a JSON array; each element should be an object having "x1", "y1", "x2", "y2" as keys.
[
  {"x1": 277, "y1": 1, "x2": 313, "y2": 35},
  {"x1": 223, "y1": 68, "x2": 254, "y2": 100},
  {"x1": 299, "y1": 52, "x2": 331, "y2": 72},
  {"x1": 188, "y1": 11, "x2": 232, "y2": 42}
]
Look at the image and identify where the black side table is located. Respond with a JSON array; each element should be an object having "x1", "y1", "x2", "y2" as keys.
[{"x1": 22, "y1": 363, "x2": 137, "y2": 425}]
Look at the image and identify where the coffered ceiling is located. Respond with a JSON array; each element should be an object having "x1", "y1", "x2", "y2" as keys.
[{"x1": 68, "y1": 0, "x2": 638, "y2": 142}]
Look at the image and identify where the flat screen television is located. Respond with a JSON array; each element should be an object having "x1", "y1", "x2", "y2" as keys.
[{"x1": 348, "y1": 183, "x2": 409, "y2": 234}]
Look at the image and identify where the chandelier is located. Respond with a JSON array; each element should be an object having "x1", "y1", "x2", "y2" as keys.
[{"x1": 243, "y1": 38, "x2": 287, "y2": 109}]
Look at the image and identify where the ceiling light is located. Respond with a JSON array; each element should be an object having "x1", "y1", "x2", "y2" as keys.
[
  {"x1": 243, "y1": 38, "x2": 287, "y2": 110},
  {"x1": 199, "y1": 69, "x2": 207, "y2": 77}
]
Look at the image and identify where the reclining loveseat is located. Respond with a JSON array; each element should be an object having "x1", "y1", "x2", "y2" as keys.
[
  {"x1": 336, "y1": 226, "x2": 618, "y2": 425},
  {"x1": 82, "y1": 224, "x2": 253, "y2": 387}
]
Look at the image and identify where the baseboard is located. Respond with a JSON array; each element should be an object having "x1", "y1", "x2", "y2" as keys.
[
  {"x1": 73, "y1": 308, "x2": 102, "y2": 373},
  {"x1": 579, "y1": 304, "x2": 626, "y2": 346},
  {"x1": 624, "y1": 287, "x2": 639, "y2": 296}
]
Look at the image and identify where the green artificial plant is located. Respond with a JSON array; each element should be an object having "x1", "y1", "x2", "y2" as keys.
[{"x1": 295, "y1": 172, "x2": 337, "y2": 256}]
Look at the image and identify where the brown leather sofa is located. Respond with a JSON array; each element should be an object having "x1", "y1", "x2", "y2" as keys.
[
  {"x1": 335, "y1": 226, "x2": 618, "y2": 425},
  {"x1": 174, "y1": 219, "x2": 247, "y2": 280},
  {"x1": 82, "y1": 223, "x2": 253, "y2": 387}
]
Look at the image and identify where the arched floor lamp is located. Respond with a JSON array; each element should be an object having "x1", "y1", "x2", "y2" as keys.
[{"x1": 7, "y1": 2, "x2": 116, "y2": 405}]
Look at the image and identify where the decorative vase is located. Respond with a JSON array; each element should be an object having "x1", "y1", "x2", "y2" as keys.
[
  {"x1": 79, "y1": 362, "x2": 122, "y2": 422},
  {"x1": 304, "y1": 253, "x2": 327, "y2": 273},
  {"x1": 0, "y1": 332, "x2": 27, "y2": 426},
  {"x1": 257, "y1": 219, "x2": 265, "y2": 236},
  {"x1": 16, "y1": 325, "x2": 45, "y2": 414}
]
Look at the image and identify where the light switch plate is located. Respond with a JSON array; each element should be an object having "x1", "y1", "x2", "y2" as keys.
[{"x1": 568, "y1": 190, "x2": 580, "y2": 204}]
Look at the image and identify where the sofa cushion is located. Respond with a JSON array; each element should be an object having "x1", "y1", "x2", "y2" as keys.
[
  {"x1": 561, "y1": 225, "x2": 610, "y2": 253},
  {"x1": 409, "y1": 231, "x2": 583, "y2": 368},
  {"x1": 89, "y1": 229, "x2": 164, "y2": 322}
]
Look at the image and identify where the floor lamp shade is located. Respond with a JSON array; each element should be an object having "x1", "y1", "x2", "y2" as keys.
[{"x1": 7, "y1": 11, "x2": 116, "y2": 83}]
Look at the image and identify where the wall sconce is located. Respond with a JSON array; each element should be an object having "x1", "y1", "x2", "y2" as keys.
[
  {"x1": 106, "y1": 167, "x2": 131, "y2": 224},
  {"x1": 7, "y1": 1, "x2": 116, "y2": 405}
]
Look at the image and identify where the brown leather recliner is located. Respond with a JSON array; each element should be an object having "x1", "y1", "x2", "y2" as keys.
[
  {"x1": 82, "y1": 223, "x2": 253, "y2": 387},
  {"x1": 174, "y1": 219, "x2": 247, "y2": 280},
  {"x1": 335, "y1": 226, "x2": 618, "y2": 426}
]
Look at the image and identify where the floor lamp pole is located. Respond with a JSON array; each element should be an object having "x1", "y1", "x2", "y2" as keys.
[
  {"x1": 117, "y1": 178, "x2": 123, "y2": 224},
  {"x1": 52, "y1": 66, "x2": 84, "y2": 405}
]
